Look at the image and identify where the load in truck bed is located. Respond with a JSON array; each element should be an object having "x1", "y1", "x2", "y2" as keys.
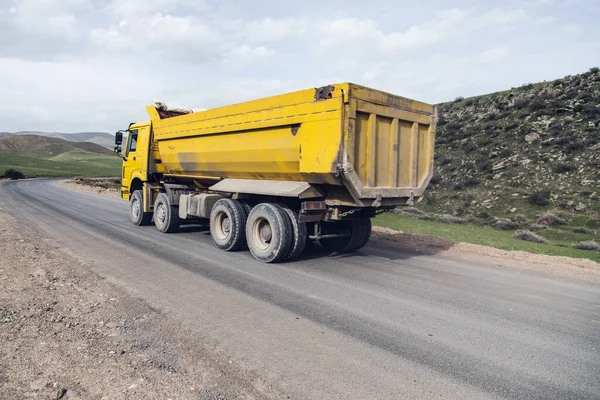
[{"x1": 147, "y1": 83, "x2": 437, "y2": 207}]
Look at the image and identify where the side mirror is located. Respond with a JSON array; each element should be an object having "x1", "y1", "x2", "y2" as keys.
[
  {"x1": 114, "y1": 145, "x2": 127, "y2": 161},
  {"x1": 115, "y1": 130, "x2": 123, "y2": 145}
]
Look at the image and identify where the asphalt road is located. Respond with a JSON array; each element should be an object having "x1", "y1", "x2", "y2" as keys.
[{"x1": 1, "y1": 179, "x2": 599, "y2": 399}]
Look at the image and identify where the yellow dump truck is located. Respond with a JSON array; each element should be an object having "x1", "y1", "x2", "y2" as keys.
[{"x1": 115, "y1": 83, "x2": 437, "y2": 262}]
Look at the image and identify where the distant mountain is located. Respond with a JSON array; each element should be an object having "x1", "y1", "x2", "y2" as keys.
[
  {"x1": 0, "y1": 135, "x2": 114, "y2": 158},
  {"x1": 2, "y1": 131, "x2": 114, "y2": 149}
]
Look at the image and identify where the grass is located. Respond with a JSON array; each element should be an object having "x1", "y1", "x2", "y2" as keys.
[
  {"x1": 374, "y1": 213, "x2": 600, "y2": 262},
  {"x1": 0, "y1": 154, "x2": 120, "y2": 178}
]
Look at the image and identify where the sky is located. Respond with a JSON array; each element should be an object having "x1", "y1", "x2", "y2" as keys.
[{"x1": 0, "y1": 0, "x2": 599, "y2": 133}]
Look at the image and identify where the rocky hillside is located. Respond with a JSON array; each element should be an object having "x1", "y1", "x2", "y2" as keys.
[{"x1": 422, "y1": 68, "x2": 600, "y2": 228}]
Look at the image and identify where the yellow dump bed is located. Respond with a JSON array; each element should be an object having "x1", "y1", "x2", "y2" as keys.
[{"x1": 148, "y1": 83, "x2": 436, "y2": 207}]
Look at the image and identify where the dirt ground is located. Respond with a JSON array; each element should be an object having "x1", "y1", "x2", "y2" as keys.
[
  {"x1": 371, "y1": 227, "x2": 600, "y2": 285},
  {"x1": 0, "y1": 212, "x2": 285, "y2": 400}
]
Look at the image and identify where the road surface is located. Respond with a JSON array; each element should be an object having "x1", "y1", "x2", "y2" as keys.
[{"x1": 1, "y1": 179, "x2": 599, "y2": 399}]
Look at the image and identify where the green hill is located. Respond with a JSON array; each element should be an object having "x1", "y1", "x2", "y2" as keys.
[
  {"x1": 377, "y1": 67, "x2": 599, "y2": 260},
  {"x1": 0, "y1": 135, "x2": 120, "y2": 178}
]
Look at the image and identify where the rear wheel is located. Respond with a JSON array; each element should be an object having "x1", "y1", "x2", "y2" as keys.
[
  {"x1": 246, "y1": 203, "x2": 293, "y2": 263},
  {"x1": 280, "y1": 206, "x2": 307, "y2": 261},
  {"x1": 210, "y1": 198, "x2": 247, "y2": 251},
  {"x1": 130, "y1": 190, "x2": 153, "y2": 226},
  {"x1": 154, "y1": 193, "x2": 180, "y2": 233},
  {"x1": 320, "y1": 217, "x2": 372, "y2": 253}
]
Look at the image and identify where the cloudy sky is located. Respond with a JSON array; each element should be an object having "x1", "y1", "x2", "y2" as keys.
[{"x1": 0, "y1": 0, "x2": 599, "y2": 133}]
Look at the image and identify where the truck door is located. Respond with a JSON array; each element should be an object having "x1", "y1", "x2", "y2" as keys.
[{"x1": 121, "y1": 126, "x2": 149, "y2": 198}]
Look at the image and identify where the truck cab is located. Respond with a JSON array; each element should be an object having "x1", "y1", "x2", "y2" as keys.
[{"x1": 115, "y1": 121, "x2": 154, "y2": 200}]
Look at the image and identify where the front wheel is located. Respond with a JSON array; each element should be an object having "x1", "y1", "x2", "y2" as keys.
[
  {"x1": 130, "y1": 190, "x2": 153, "y2": 226},
  {"x1": 154, "y1": 193, "x2": 180, "y2": 233}
]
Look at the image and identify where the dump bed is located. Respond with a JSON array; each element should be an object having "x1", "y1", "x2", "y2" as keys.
[{"x1": 148, "y1": 83, "x2": 436, "y2": 207}]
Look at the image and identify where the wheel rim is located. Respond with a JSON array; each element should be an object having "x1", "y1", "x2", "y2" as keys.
[
  {"x1": 214, "y1": 210, "x2": 231, "y2": 240},
  {"x1": 156, "y1": 203, "x2": 166, "y2": 224},
  {"x1": 252, "y1": 217, "x2": 272, "y2": 250},
  {"x1": 131, "y1": 198, "x2": 140, "y2": 219}
]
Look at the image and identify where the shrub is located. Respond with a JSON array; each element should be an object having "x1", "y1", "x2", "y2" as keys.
[
  {"x1": 553, "y1": 163, "x2": 575, "y2": 174},
  {"x1": 4, "y1": 168, "x2": 25, "y2": 180},
  {"x1": 498, "y1": 148, "x2": 513, "y2": 158},
  {"x1": 572, "y1": 241, "x2": 600, "y2": 251},
  {"x1": 574, "y1": 227, "x2": 594, "y2": 234},
  {"x1": 513, "y1": 230, "x2": 548, "y2": 244},
  {"x1": 530, "y1": 223, "x2": 549, "y2": 231},
  {"x1": 476, "y1": 158, "x2": 493, "y2": 173},
  {"x1": 454, "y1": 96, "x2": 465, "y2": 102},
  {"x1": 529, "y1": 99, "x2": 545, "y2": 112},
  {"x1": 429, "y1": 171, "x2": 442, "y2": 185},
  {"x1": 590, "y1": 67, "x2": 600, "y2": 74},
  {"x1": 392, "y1": 207, "x2": 425, "y2": 216},
  {"x1": 586, "y1": 219, "x2": 600, "y2": 229},
  {"x1": 453, "y1": 178, "x2": 480, "y2": 190},
  {"x1": 528, "y1": 189, "x2": 551, "y2": 206},
  {"x1": 421, "y1": 214, "x2": 468, "y2": 224},
  {"x1": 511, "y1": 214, "x2": 528, "y2": 224},
  {"x1": 536, "y1": 213, "x2": 567, "y2": 227},
  {"x1": 476, "y1": 136, "x2": 493, "y2": 147},
  {"x1": 491, "y1": 219, "x2": 520, "y2": 231}
]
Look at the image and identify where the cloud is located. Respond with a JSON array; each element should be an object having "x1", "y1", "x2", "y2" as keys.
[
  {"x1": 478, "y1": 46, "x2": 511, "y2": 62},
  {"x1": 535, "y1": 16, "x2": 556, "y2": 24},
  {"x1": 89, "y1": 13, "x2": 222, "y2": 62},
  {"x1": 562, "y1": 23, "x2": 585, "y2": 34},
  {"x1": 0, "y1": 0, "x2": 91, "y2": 59},
  {"x1": 243, "y1": 18, "x2": 307, "y2": 43},
  {"x1": 319, "y1": 8, "x2": 526, "y2": 53}
]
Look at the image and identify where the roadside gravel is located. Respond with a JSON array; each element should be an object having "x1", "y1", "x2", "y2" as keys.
[{"x1": 0, "y1": 211, "x2": 285, "y2": 399}]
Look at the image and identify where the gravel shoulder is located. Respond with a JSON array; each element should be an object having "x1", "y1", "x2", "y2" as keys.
[
  {"x1": 372, "y1": 226, "x2": 600, "y2": 285},
  {"x1": 0, "y1": 211, "x2": 285, "y2": 399}
]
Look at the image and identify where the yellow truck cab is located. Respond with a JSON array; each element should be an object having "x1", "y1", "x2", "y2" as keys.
[{"x1": 115, "y1": 83, "x2": 437, "y2": 263}]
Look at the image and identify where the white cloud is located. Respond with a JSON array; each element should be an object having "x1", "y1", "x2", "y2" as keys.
[
  {"x1": 319, "y1": 8, "x2": 526, "y2": 53},
  {"x1": 562, "y1": 23, "x2": 585, "y2": 34},
  {"x1": 243, "y1": 18, "x2": 307, "y2": 43},
  {"x1": 535, "y1": 16, "x2": 556, "y2": 24},
  {"x1": 478, "y1": 46, "x2": 511, "y2": 62},
  {"x1": 90, "y1": 13, "x2": 221, "y2": 61}
]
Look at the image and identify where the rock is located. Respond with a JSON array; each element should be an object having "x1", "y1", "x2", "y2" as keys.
[
  {"x1": 575, "y1": 202, "x2": 586, "y2": 211},
  {"x1": 525, "y1": 132, "x2": 540, "y2": 144},
  {"x1": 30, "y1": 379, "x2": 49, "y2": 390}
]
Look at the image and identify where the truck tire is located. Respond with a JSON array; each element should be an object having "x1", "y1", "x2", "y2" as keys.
[
  {"x1": 344, "y1": 217, "x2": 372, "y2": 252},
  {"x1": 130, "y1": 190, "x2": 153, "y2": 226},
  {"x1": 320, "y1": 217, "x2": 372, "y2": 253},
  {"x1": 280, "y1": 206, "x2": 307, "y2": 261},
  {"x1": 154, "y1": 193, "x2": 180, "y2": 233},
  {"x1": 246, "y1": 203, "x2": 293, "y2": 263},
  {"x1": 210, "y1": 198, "x2": 247, "y2": 251}
]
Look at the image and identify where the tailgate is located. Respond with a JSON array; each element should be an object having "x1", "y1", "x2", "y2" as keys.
[{"x1": 344, "y1": 84, "x2": 437, "y2": 203}]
